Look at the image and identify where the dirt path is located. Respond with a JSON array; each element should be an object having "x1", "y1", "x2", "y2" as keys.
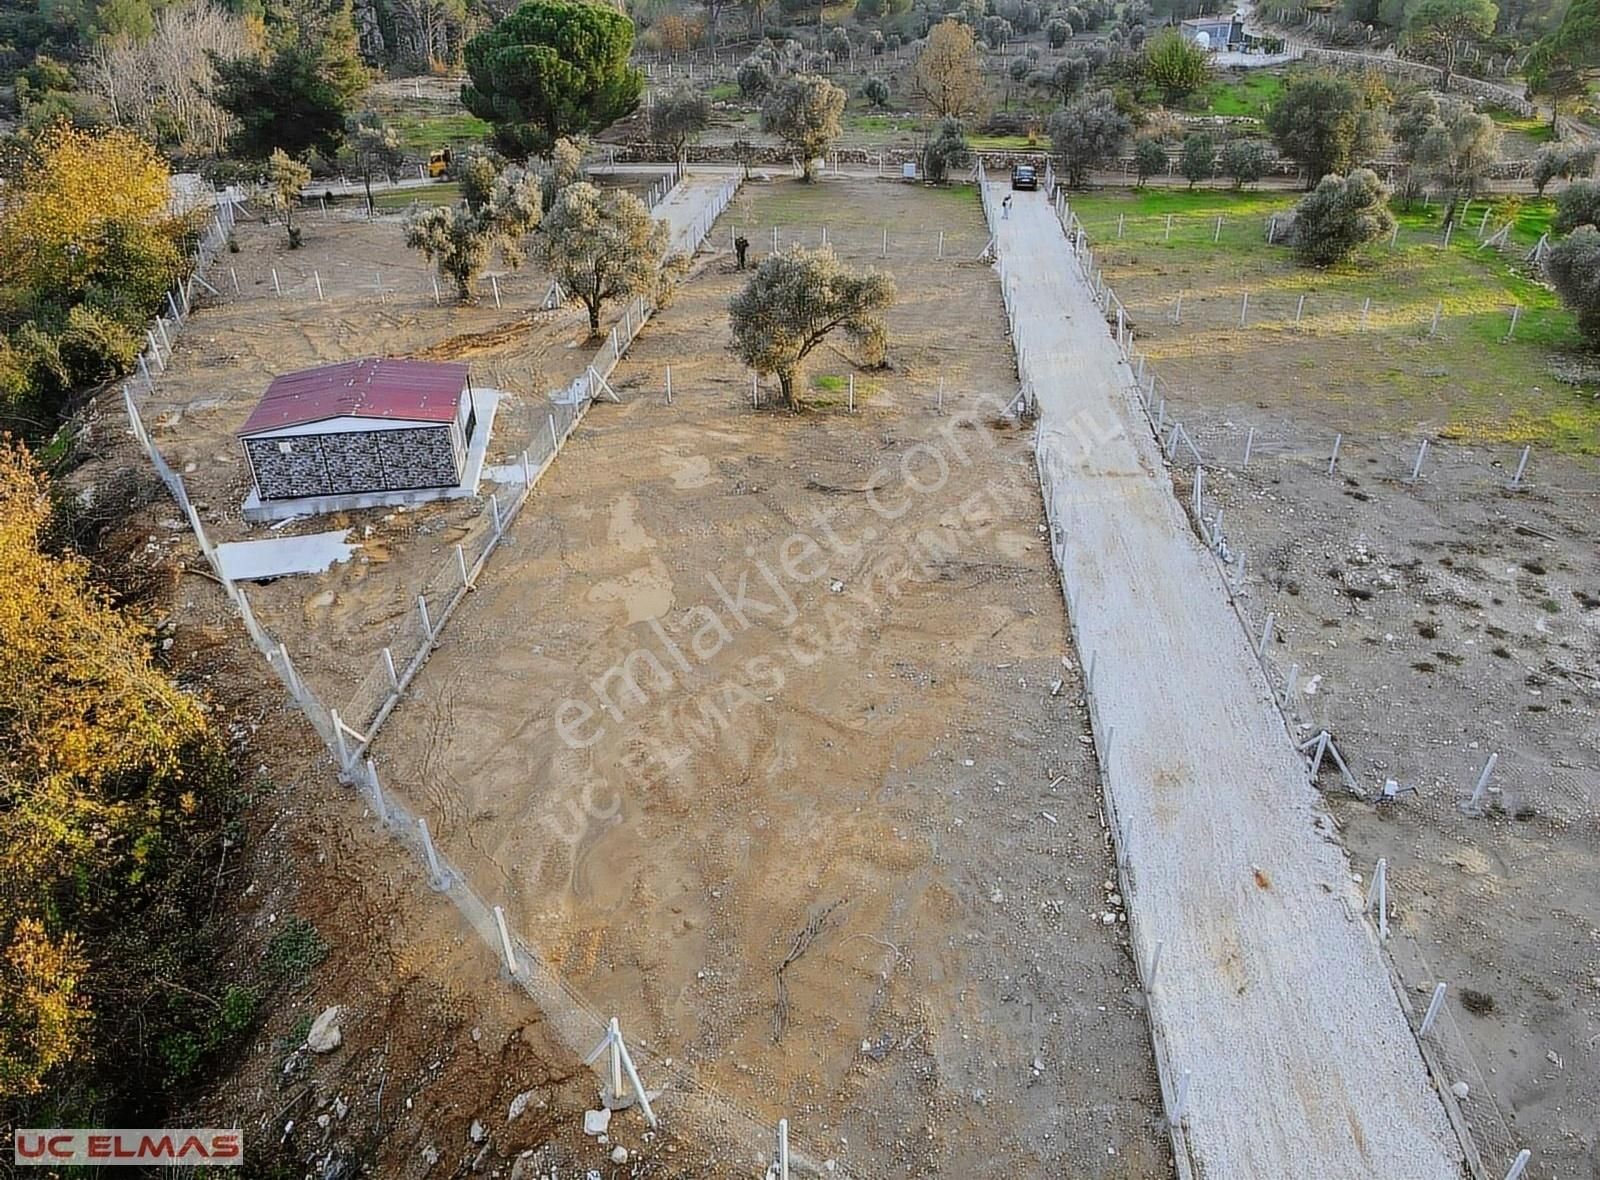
[{"x1": 989, "y1": 183, "x2": 1465, "y2": 1179}]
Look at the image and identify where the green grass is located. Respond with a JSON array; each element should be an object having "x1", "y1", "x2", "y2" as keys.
[
  {"x1": 1186, "y1": 69, "x2": 1286, "y2": 119},
  {"x1": 1065, "y1": 187, "x2": 1599, "y2": 454},
  {"x1": 1484, "y1": 105, "x2": 1555, "y2": 144},
  {"x1": 707, "y1": 81, "x2": 740, "y2": 101},
  {"x1": 380, "y1": 110, "x2": 492, "y2": 153},
  {"x1": 372, "y1": 181, "x2": 461, "y2": 210},
  {"x1": 745, "y1": 178, "x2": 982, "y2": 225},
  {"x1": 970, "y1": 133, "x2": 1040, "y2": 150}
]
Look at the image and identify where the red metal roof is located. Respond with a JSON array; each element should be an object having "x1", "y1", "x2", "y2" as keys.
[{"x1": 238, "y1": 358, "x2": 469, "y2": 436}]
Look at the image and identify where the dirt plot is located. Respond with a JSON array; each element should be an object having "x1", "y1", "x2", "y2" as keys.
[
  {"x1": 139, "y1": 211, "x2": 633, "y2": 717},
  {"x1": 370, "y1": 179, "x2": 1170, "y2": 1178},
  {"x1": 1079, "y1": 203, "x2": 1600, "y2": 1179}
]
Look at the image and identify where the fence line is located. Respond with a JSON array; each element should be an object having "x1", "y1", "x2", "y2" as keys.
[
  {"x1": 1029, "y1": 168, "x2": 1528, "y2": 1180},
  {"x1": 122, "y1": 172, "x2": 843, "y2": 1175}
]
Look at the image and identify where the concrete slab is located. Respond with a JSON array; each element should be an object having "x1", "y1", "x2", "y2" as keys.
[
  {"x1": 989, "y1": 182, "x2": 1463, "y2": 1180},
  {"x1": 215, "y1": 530, "x2": 359, "y2": 580}
]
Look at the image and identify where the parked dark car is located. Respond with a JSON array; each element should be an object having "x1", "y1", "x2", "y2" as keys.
[{"x1": 1011, "y1": 164, "x2": 1037, "y2": 191}]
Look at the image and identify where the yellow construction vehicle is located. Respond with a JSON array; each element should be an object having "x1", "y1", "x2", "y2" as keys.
[{"x1": 426, "y1": 147, "x2": 453, "y2": 178}]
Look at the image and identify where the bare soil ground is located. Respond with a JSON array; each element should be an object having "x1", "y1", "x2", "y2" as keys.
[
  {"x1": 366, "y1": 177, "x2": 1171, "y2": 1178},
  {"x1": 141, "y1": 210, "x2": 623, "y2": 724},
  {"x1": 1086, "y1": 215, "x2": 1600, "y2": 1180},
  {"x1": 61, "y1": 407, "x2": 617, "y2": 1180}
]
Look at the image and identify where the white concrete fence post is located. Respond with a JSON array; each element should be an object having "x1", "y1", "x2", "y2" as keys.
[
  {"x1": 493, "y1": 905, "x2": 519, "y2": 977},
  {"x1": 1419, "y1": 982, "x2": 1447, "y2": 1036},
  {"x1": 1509, "y1": 445, "x2": 1530, "y2": 489},
  {"x1": 1467, "y1": 751, "x2": 1498, "y2": 811},
  {"x1": 1409, "y1": 438, "x2": 1430, "y2": 482},
  {"x1": 419, "y1": 817, "x2": 447, "y2": 889},
  {"x1": 329, "y1": 709, "x2": 355, "y2": 771},
  {"x1": 365, "y1": 757, "x2": 387, "y2": 824},
  {"x1": 276, "y1": 642, "x2": 304, "y2": 700},
  {"x1": 1364, "y1": 857, "x2": 1388, "y2": 939}
]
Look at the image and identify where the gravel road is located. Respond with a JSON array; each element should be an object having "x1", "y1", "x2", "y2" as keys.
[{"x1": 988, "y1": 182, "x2": 1465, "y2": 1180}]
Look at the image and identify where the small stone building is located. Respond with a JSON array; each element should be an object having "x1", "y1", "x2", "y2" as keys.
[{"x1": 239, "y1": 358, "x2": 476, "y2": 502}]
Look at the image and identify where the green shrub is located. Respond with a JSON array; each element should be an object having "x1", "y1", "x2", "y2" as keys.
[
  {"x1": 265, "y1": 917, "x2": 329, "y2": 982},
  {"x1": 1546, "y1": 225, "x2": 1600, "y2": 346},
  {"x1": 1291, "y1": 169, "x2": 1396, "y2": 266},
  {"x1": 1553, "y1": 180, "x2": 1600, "y2": 234},
  {"x1": 58, "y1": 306, "x2": 141, "y2": 386}
]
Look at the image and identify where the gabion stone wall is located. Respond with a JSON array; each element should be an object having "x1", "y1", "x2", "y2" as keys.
[{"x1": 244, "y1": 425, "x2": 460, "y2": 500}]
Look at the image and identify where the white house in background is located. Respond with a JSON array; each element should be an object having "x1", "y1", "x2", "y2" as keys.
[
  {"x1": 1180, "y1": 11, "x2": 1246, "y2": 49},
  {"x1": 238, "y1": 357, "x2": 498, "y2": 522}
]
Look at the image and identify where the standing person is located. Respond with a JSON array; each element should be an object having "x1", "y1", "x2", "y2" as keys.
[
  {"x1": 1002, "y1": 194, "x2": 1013, "y2": 220},
  {"x1": 735, "y1": 234, "x2": 750, "y2": 269}
]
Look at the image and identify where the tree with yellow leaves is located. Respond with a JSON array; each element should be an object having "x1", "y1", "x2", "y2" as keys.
[
  {"x1": 0, "y1": 126, "x2": 194, "y2": 431},
  {"x1": 0, "y1": 126, "x2": 176, "y2": 296},
  {"x1": 0, "y1": 441, "x2": 223, "y2": 1100}
]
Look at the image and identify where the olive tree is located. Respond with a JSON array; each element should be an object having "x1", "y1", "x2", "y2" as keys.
[
  {"x1": 1052, "y1": 55, "x2": 1090, "y2": 100},
  {"x1": 762, "y1": 75, "x2": 846, "y2": 181},
  {"x1": 863, "y1": 75, "x2": 890, "y2": 109},
  {"x1": 1553, "y1": 181, "x2": 1600, "y2": 234},
  {"x1": 534, "y1": 181, "x2": 672, "y2": 334},
  {"x1": 404, "y1": 166, "x2": 544, "y2": 300},
  {"x1": 1533, "y1": 145, "x2": 1597, "y2": 197},
  {"x1": 1545, "y1": 225, "x2": 1600, "y2": 347},
  {"x1": 1290, "y1": 169, "x2": 1396, "y2": 266},
  {"x1": 738, "y1": 51, "x2": 778, "y2": 97},
  {"x1": 346, "y1": 112, "x2": 404, "y2": 213},
  {"x1": 728, "y1": 247, "x2": 896, "y2": 410},
  {"x1": 1220, "y1": 138, "x2": 1268, "y2": 188},
  {"x1": 1414, "y1": 108, "x2": 1499, "y2": 224},
  {"x1": 1047, "y1": 89, "x2": 1131, "y2": 188},
  {"x1": 1180, "y1": 132, "x2": 1214, "y2": 187},
  {"x1": 980, "y1": 14, "x2": 1013, "y2": 47},
  {"x1": 649, "y1": 85, "x2": 711, "y2": 169},
  {"x1": 1133, "y1": 137, "x2": 1167, "y2": 186},
  {"x1": 1266, "y1": 74, "x2": 1385, "y2": 186},
  {"x1": 923, "y1": 116, "x2": 970, "y2": 182},
  {"x1": 267, "y1": 149, "x2": 311, "y2": 248},
  {"x1": 1405, "y1": 0, "x2": 1497, "y2": 86}
]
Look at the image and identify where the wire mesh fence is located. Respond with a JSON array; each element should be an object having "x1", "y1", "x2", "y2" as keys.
[{"x1": 120, "y1": 171, "x2": 844, "y2": 1174}]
